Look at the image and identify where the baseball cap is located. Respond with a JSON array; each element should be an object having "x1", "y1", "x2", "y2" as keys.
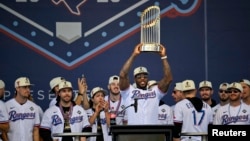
[
  {"x1": 228, "y1": 82, "x2": 243, "y2": 93},
  {"x1": 199, "y1": 80, "x2": 212, "y2": 89},
  {"x1": 174, "y1": 82, "x2": 183, "y2": 91},
  {"x1": 147, "y1": 80, "x2": 157, "y2": 88},
  {"x1": 182, "y1": 80, "x2": 196, "y2": 91},
  {"x1": 133, "y1": 66, "x2": 149, "y2": 76},
  {"x1": 90, "y1": 87, "x2": 107, "y2": 98},
  {"x1": 239, "y1": 79, "x2": 250, "y2": 86},
  {"x1": 14, "y1": 77, "x2": 34, "y2": 88},
  {"x1": 219, "y1": 82, "x2": 229, "y2": 90},
  {"x1": 50, "y1": 77, "x2": 66, "y2": 90},
  {"x1": 109, "y1": 75, "x2": 119, "y2": 84},
  {"x1": 0, "y1": 80, "x2": 5, "y2": 89},
  {"x1": 58, "y1": 81, "x2": 73, "y2": 91}
]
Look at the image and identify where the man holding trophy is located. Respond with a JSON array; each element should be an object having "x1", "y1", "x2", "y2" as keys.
[{"x1": 118, "y1": 5, "x2": 173, "y2": 124}]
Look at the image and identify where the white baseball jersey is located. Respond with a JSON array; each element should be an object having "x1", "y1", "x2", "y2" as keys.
[
  {"x1": 5, "y1": 98, "x2": 40, "y2": 141},
  {"x1": 49, "y1": 97, "x2": 57, "y2": 107},
  {"x1": 0, "y1": 100, "x2": 9, "y2": 141},
  {"x1": 40, "y1": 105, "x2": 90, "y2": 141},
  {"x1": 120, "y1": 85, "x2": 166, "y2": 125},
  {"x1": 213, "y1": 102, "x2": 250, "y2": 125},
  {"x1": 174, "y1": 99, "x2": 213, "y2": 141},
  {"x1": 158, "y1": 104, "x2": 173, "y2": 125},
  {"x1": 105, "y1": 95, "x2": 127, "y2": 125},
  {"x1": 211, "y1": 103, "x2": 221, "y2": 121},
  {"x1": 85, "y1": 109, "x2": 112, "y2": 141}
]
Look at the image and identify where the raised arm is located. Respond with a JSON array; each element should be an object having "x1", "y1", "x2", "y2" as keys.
[
  {"x1": 119, "y1": 43, "x2": 142, "y2": 90},
  {"x1": 75, "y1": 77, "x2": 90, "y2": 110},
  {"x1": 157, "y1": 44, "x2": 173, "y2": 93}
]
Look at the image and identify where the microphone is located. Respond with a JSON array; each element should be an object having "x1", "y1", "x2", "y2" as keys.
[{"x1": 134, "y1": 99, "x2": 138, "y2": 113}]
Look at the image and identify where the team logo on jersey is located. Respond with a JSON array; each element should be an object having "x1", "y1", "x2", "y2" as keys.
[
  {"x1": 131, "y1": 90, "x2": 156, "y2": 99},
  {"x1": 121, "y1": 105, "x2": 125, "y2": 109},
  {"x1": 1, "y1": 0, "x2": 202, "y2": 70},
  {"x1": 242, "y1": 109, "x2": 246, "y2": 113},
  {"x1": 70, "y1": 116, "x2": 83, "y2": 124},
  {"x1": 29, "y1": 106, "x2": 34, "y2": 111},
  {"x1": 221, "y1": 114, "x2": 249, "y2": 125},
  {"x1": 158, "y1": 113, "x2": 167, "y2": 119},
  {"x1": 99, "y1": 118, "x2": 107, "y2": 125},
  {"x1": 9, "y1": 110, "x2": 36, "y2": 121},
  {"x1": 77, "y1": 110, "x2": 81, "y2": 114},
  {"x1": 51, "y1": 115, "x2": 63, "y2": 126},
  {"x1": 161, "y1": 109, "x2": 166, "y2": 113}
]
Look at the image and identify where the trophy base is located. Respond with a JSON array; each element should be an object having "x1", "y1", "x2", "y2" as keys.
[{"x1": 141, "y1": 44, "x2": 160, "y2": 52}]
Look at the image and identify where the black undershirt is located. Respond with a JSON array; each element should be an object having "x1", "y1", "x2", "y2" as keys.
[{"x1": 62, "y1": 106, "x2": 73, "y2": 141}]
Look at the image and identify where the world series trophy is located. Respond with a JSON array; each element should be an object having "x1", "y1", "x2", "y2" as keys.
[{"x1": 140, "y1": 5, "x2": 161, "y2": 52}]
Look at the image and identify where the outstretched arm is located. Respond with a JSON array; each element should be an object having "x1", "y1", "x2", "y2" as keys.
[
  {"x1": 119, "y1": 43, "x2": 142, "y2": 90},
  {"x1": 157, "y1": 44, "x2": 173, "y2": 93},
  {"x1": 75, "y1": 77, "x2": 90, "y2": 110}
]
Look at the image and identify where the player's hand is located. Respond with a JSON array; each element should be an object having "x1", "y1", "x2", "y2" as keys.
[
  {"x1": 78, "y1": 77, "x2": 87, "y2": 94},
  {"x1": 132, "y1": 43, "x2": 142, "y2": 56},
  {"x1": 159, "y1": 44, "x2": 166, "y2": 57},
  {"x1": 101, "y1": 101, "x2": 109, "y2": 112},
  {"x1": 95, "y1": 102, "x2": 103, "y2": 113}
]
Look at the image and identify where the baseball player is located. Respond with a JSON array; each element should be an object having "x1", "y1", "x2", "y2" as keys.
[
  {"x1": 147, "y1": 80, "x2": 173, "y2": 124},
  {"x1": 212, "y1": 82, "x2": 230, "y2": 120},
  {"x1": 105, "y1": 75, "x2": 127, "y2": 125},
  {"x1": 239, "y1": 79, "x2": 250, "y2": 105},
  {"x1": 173, "y1": 80, "x2": 213, "y2": 141},
  {"x1": 40, "y1": 81, "x2": 91, "y2": 141},
  {"x1": 158, "y1": 100, "x2": 173, "y2": 125},
  {"x1": 0, "y1": 80, "x2": 9, "y2": 141},
  {"x1": 213, "y1": 82, "x2": 250, "y2": 125},
  {"x1": 171, "y1": 82, "x2": 185, "y2": 111},
  {"x1": 199, "y1": 80, "x2": 217, "y2": 108},
  {"x1": 5, "y1": 77, "x2": 40, "y2": 141},
  {"x1": 119, "y1": 43, "x2": 173, "y2": 125},
  {"x1": 49, "y1": 76, "x2": 66, "y2": 107},
  {"x1": 85, "y1": 87, "x2": 111, "y2": 141}
]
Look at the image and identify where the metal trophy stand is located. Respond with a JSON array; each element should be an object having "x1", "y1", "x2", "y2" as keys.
[{"x1": 52, "y1": 132, "x2": 102, "y2": 141}]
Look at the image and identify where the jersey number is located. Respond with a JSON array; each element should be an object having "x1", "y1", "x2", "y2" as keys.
[{"x1": 192, "y1": 110, "x2": 205, "y2": 125}]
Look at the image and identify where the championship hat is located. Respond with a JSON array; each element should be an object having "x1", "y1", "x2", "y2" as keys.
[
  {"x1": 199, "y1": 80, "x2": 212, "y2": 89},
  {"x1": 50, "y1": 77, "x2": 66, "y2": 91},
  {"x1": 133, "y1": 66, "x2": 149, "y2": 76},
  {"x1": 239, "y1": 79, "x2": 250, "y2": 86},
  {"x1": 14, "y1": 77, "x2": 34, "y2": 88},
  {"x1": 90, "y1": 87, "x2": 107, "y2": 98},
  {"x1": 182, "y1": 79, "x2": 196, "y2": 91},
  {"x1": 0, "y1": 80, "x2": 5, "y2": 89},
  {"x1": 228, "y1": 82, "x2": 243, "y2": 93},
  {"x1": 108, "y1": 75, "x2": 119, "y2": 84},
  {"x1": 174, "y1": 82, "x2": 183, "y2": 91},
  {"x1": 219, "y1": 82, "x2": 229, "y2": 90},
  {"x1": 58, "y1": 81, "x2": 72, "y2": 91}
]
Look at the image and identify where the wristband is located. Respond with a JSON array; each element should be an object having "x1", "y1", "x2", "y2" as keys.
[
  {"x1": 161, "y1": 56, "x2": 167, "y2": 59},
  {"x1": 78, "y1": 93, "x2": 83, "y2": 96}
]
